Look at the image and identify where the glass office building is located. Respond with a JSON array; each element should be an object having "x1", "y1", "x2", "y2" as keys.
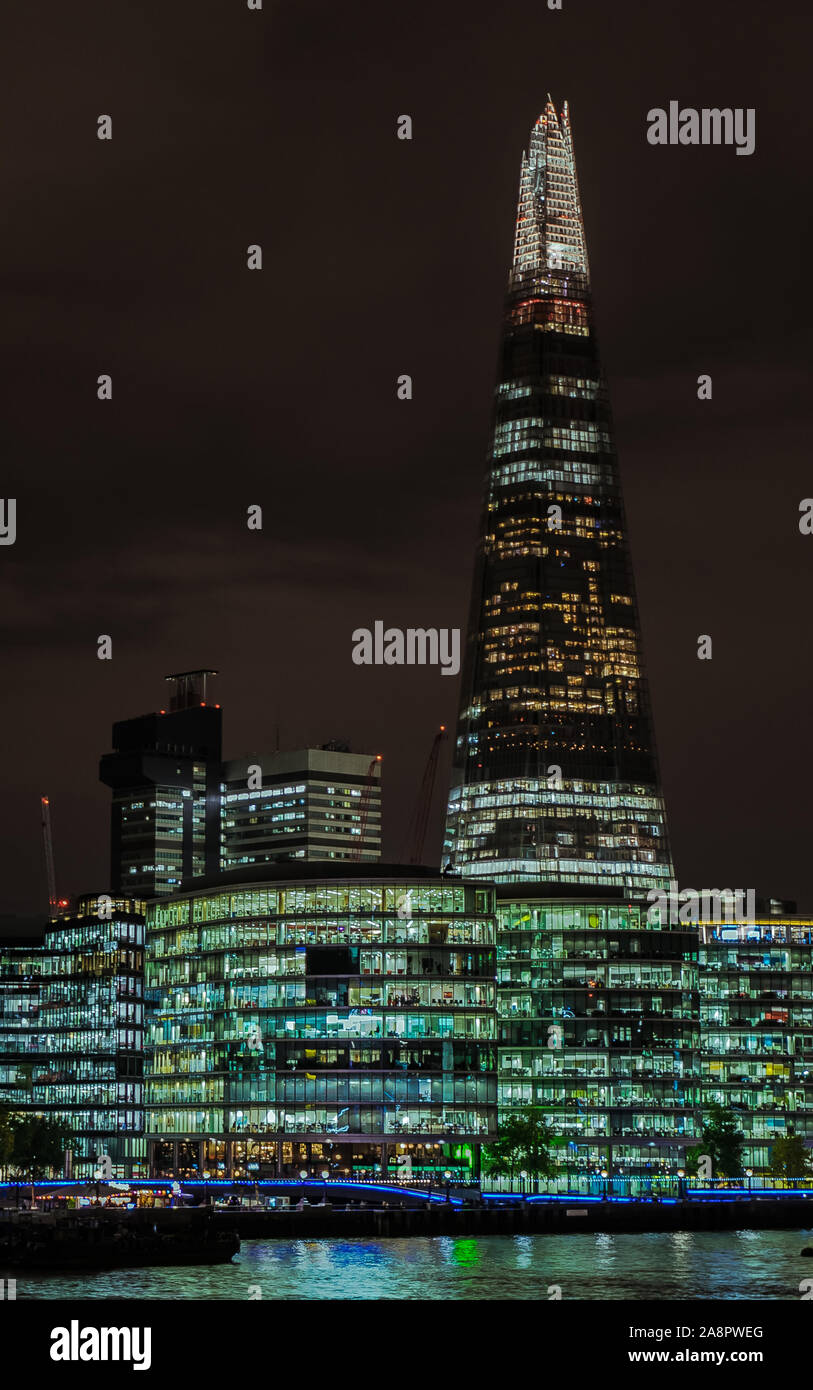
[
  {"x1": 0, "y1": 895, "x2": 146, "y2": 1176},
  {"x1": 698, "y1": 914, "x2": 813, "y2": 1171},
  {"x1": 0, "y1": 941, "x2": 42, "y2": 1143},
  {"x1": 497, "y1": 889, "x2": 699, "y2": 1174},
  {"x1": 445, "y1": 99, "x2": 672, "y2": 892},
  {"x1": 221, "y1": 747, "x2": 382, "y2": 869},
  {"x1": 99, "y1": 671, "x2": 222, "y2": 897},
  {"x1": 145, "y1": 866, "x2": 497, "y2": 1180}
]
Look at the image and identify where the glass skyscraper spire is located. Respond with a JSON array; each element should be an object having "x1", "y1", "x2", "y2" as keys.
[{"x1": 444, "y1": 99, "x2": 672, "y2": 892}]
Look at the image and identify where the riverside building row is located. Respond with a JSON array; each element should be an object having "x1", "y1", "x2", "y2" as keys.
[
  {"x1": 3, "y1": 876, "x2": 812, "y2": 1179},
  {"x1": 1, "y1": 106, "x2": 807, "y2": 1183}
]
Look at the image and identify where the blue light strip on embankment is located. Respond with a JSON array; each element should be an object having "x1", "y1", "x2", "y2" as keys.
[
  {"x1": 0, "y1": 1178, "x2": 460, "y2": 1205},
  {"x1": 2, "y1": 1180, "x2": 812, "y2": 1204}
]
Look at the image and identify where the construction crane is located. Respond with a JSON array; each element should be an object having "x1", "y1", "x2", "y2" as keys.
[
  {"x1": 40, "y1": 796, "x2": 58, "y2": 918},
  {"x1": 351, "y1": 755, "x2": 382, "y2": 863},
  {"x1": 404, "y1": 726, "x2": 447, "y2": 865}
]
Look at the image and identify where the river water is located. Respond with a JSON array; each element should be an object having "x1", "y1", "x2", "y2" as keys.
[{"x1": 15, "y1": 1229, "x2": 813, "y2": 1299}]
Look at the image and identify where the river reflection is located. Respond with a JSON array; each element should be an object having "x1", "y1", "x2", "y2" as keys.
[{"x1": 18, "y1": 1229, "x2": 810, "y2": 1300}]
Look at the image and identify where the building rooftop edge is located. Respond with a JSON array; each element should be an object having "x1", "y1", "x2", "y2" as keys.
[{"x1": 156, "y1": 863, "x2": 491, "y2": 899}]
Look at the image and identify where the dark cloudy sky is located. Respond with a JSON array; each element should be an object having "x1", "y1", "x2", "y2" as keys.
[{"x1": 2, "y1": 0, "x2": 811, "y2": 916}]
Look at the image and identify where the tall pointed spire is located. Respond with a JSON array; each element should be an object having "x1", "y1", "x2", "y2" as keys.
[
  {"x1": 513, "y1": 99, "x2": 589, "y2": 279},
  {"x1": 443, "y1": 103, "x2": 672, "y2": 892}
]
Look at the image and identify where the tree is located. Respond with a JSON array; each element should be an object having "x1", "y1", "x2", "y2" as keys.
[
  {"x1": 482, "y1": 1107, "x2": 557, "y2": 1188},
  {"x1": 686, "y1": 1103, "x2": 745, "y2": 1179},
  {"x1": 0, "y1": 1107, "x2": 14, "y2": 1176},
  {"x1": 769, "y1": 1135, "x2": 813, "y2": 1180},
  {"x1": 10, "y1": 1114, "x2": 69, "y2": 1193}
]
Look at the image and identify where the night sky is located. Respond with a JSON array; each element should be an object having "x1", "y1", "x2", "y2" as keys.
[{"x1": 3, "y1": 0, "x2": 812, "y2": 917}]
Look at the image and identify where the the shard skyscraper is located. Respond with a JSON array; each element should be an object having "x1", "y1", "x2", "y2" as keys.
[{"x1": 444, "y1": 99, "x2": 673, "y2": 893}]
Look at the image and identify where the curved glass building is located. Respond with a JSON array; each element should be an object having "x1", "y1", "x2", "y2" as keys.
[{"x1": 144, "y1": 866, "x2": 497, "y2": 1181}]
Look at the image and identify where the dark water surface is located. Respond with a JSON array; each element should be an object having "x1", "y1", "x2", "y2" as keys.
[{"x1": 16, "y1": 1229, "x2": 813, "y2": 1299}]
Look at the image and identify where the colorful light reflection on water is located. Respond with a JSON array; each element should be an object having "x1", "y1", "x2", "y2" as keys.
[{"x1": 15, "y1": 1229, "x2": 812, "y2": 1300}]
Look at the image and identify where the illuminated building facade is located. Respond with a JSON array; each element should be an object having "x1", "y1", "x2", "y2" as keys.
[
  {"x1": 0, "y1": 895, "x2": 146, "y2": 1176},
  {"x1": 0, "y1": 940, "x2": 41, "y2": 1137},
  {"x1": 497, "y1": 889, "x2": 699, "y2": 1174},
  {"x1": 144, "y1": 866, "x2": 496, "y2": 1181},
  {"x1": 221, "y1": 747, "x2": 382, "y2": 869},
  {"x1": 445, "y1": 99, "x2": 672, "y2": 891},
  {"x1": 698, "y1": 913, "x2": 813, "y2": 1171},
  {"x1": 100, "y1": 671, "x2": 222, "y2": 897}
]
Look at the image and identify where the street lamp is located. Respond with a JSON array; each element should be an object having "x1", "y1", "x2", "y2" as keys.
[
  {"x1": 600, "y1": 1168, "x2": 609, "y2": 1200},
  {"x1": 745, "y1": 1167, "x2": 753, "y2": 1194},
  {"x1": 443, "y1": 1169, "x2": 452, "y2": 1202}
]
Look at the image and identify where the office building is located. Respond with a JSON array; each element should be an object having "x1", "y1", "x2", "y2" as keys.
[
  {"x1": 0, "y1": 894, "x2": 146, "y2": 1177},
  {"x1": 221, "y1": 746, "x2": 382, "y2": 869},
  {"x1": 99, "y1": 670, "x2": 222, "y2": 897},
  {"x1": 496, "y1": 887, "x2": 698, "y2": 1174},
  {"x1": 698, "y1": 911, "x2": 813, "y2": 1171},
  {"x1": 144, "y1": 865, "x2": 496, "y2": 1181},
  {"x1": 444, "y1": 99, "x2": 672, "y2": 892}
]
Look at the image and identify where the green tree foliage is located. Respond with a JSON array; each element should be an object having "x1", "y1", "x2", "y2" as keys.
[
  {"x1": 482, "y1": 1106, "x2": 557, "y2": 1181},
  {"x1": 769, "y1": 1135, "x2": 813, "y2": 1179},
  {"x1": 0, "y1": 1106, "x2": 14, "y2": 1172},
  {"x1": 685, "y1": 1103, "x2": 745, "y2": 1179},
  {"x1": 9, "y1": 1114, "x2": 69, "y2": 1180}
]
